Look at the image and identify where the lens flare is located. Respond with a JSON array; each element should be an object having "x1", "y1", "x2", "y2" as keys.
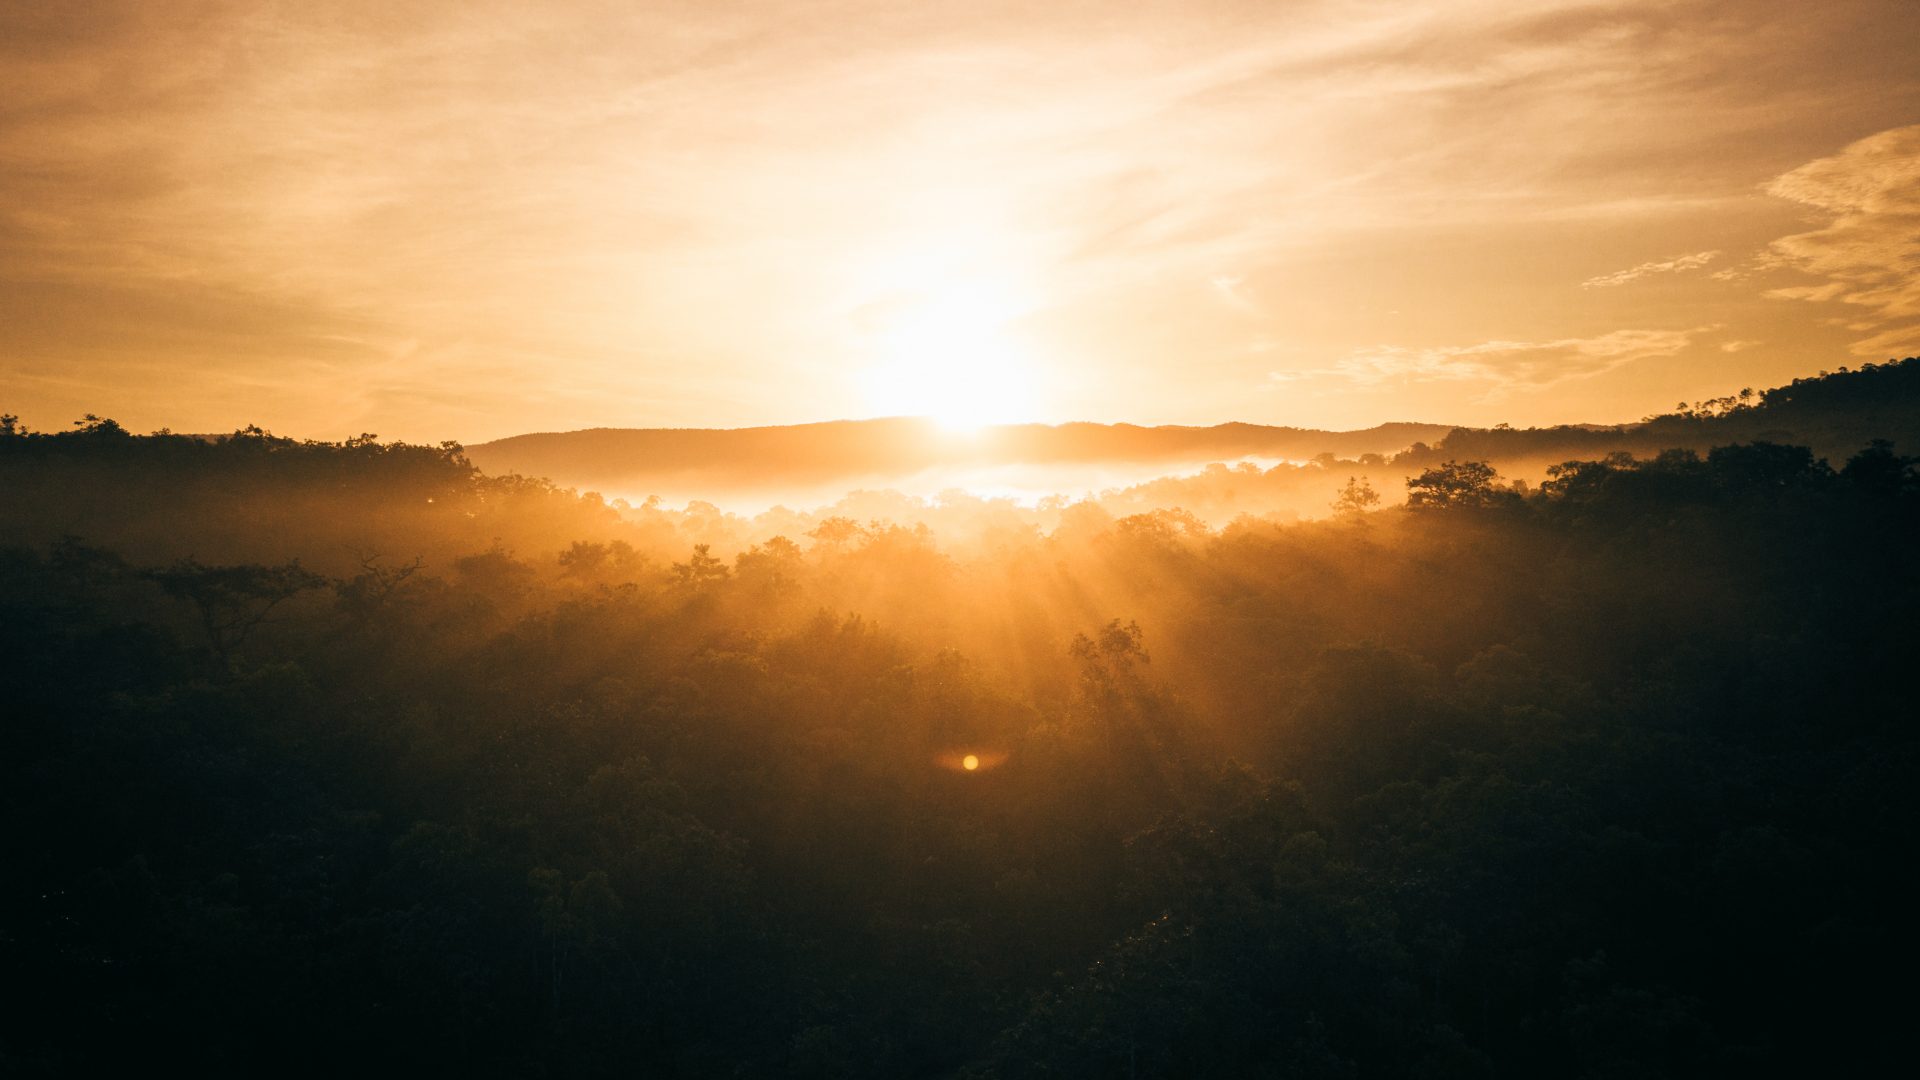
[{"x1": 937, "y1": 750, "x2": 1007, "y2": 772}]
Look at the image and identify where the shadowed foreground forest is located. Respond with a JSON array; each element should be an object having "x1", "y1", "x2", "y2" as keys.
[{"x1": 3, "y1": 364, "x2": 1918, "y2": 1076}]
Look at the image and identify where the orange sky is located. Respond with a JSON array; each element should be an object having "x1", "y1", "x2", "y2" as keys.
[{"x1": 3, "y1": 0, "x2": 1918, "y2": 442}]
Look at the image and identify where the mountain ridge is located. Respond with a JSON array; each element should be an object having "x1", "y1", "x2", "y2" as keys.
[
  {"x1": 466, "y1": 418, "x2": 1456, "y2": 493},
  {"x1": 461, "y1": 359, "x2": 1920, "y2": 497}
]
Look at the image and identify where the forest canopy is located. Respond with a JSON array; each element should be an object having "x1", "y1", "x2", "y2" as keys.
[{"x1": 3, "y1": 361, "x2": 1917, "y2": 1076}]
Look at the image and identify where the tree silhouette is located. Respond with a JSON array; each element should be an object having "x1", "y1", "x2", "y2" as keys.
[
  {"x1": 1331, "y1": 475, "x2": 1381, "y2": 516},
  {"x1": 1840, "y1": 439, "x2": 1916, "y2": 492},
  {"x1": 671, "y1": 542, "x2": 731, "y2": 586},
  {"x1": 1405, "y1": 459, "x2": 1503, "y2": 509},
  {"x1": 146, "y1": 558, "x2": 328, "y2": 664}
]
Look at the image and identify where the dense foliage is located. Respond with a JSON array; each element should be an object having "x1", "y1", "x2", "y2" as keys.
[{"x1": 3, "y1": 381, "x2": 1917, "y2": 1076}]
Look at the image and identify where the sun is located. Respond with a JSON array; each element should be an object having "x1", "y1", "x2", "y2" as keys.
[
  {"x1": 858, "y1": 284, "x2": 1039, "y2": 431},
  {"x1": 962, "y1": 754, "x2": 980, "y2": 771}
]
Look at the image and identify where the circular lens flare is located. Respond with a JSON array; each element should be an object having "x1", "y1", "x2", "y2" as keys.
[{"x1": 937, "y1": 749, "x2": 1005, "y2": 772}]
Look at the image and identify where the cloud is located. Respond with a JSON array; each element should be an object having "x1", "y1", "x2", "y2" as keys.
[
  {"x1": 1580, "y1": 250, "x2": 1719, "y2": 288},
  {"x1": 1762, "y1": 123, "x2": 1920, "y2": 356},
  {"x1": 1209, "y1": 274, "x2": 1258, "y2": 314},
  {"x1": 1303, "y1": 327, "x2": 1703, "y2": 390},
  {"x1": 5, "y1": 1, "x2": 1920, "y2": 437}
]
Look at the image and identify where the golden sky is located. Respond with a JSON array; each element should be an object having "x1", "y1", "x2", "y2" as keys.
[{"x1": 3, "y1": 0, "x2": 1919, "y2": 442}]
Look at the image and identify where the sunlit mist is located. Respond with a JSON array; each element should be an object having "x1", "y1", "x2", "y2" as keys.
[{"x1": 4, "y1": 2, "x2": 1917, "y2": 1072}]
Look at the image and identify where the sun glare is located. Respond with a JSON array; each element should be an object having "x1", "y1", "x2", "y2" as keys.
[{"x1": 859, "y1": 284, "x2": 1039, "y2": 431}]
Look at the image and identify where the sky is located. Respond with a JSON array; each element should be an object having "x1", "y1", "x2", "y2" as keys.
[{"x1": 3, "y1": 0, "x2": 1919, "y2": 442}]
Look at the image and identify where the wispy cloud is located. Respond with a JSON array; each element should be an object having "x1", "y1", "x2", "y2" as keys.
[
  {"x1": 1209, "y1": 275, "x2": 1259, "y2": 314},
  {"x1": 1276, "y1": 327, "x2": 1704, "y2": 392},
  {"x1": 1580, "y1": 251, "x2": 1719, "y2": 289},
  {"x1": 1761, "y1": 123, "x2": 1920, "y2": 357},
  {"x1": 4, "y1": 2, "x2": 1920, "y2": 437}
]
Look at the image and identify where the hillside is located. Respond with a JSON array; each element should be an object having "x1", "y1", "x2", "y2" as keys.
[
  {"x1": 463, "y1": 360, "x2": 1920, "y2": 504},
  {"x1": 1409, "y1": 358, "x2": 1920, "y2": 468},
  {"x1": 465, "y1": 418, "x2": 1454, "y2": 496}
]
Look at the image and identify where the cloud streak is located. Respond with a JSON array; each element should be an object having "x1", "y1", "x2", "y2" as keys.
[
  {"x1": 3, "y1": 2, "x2": 1920, "y2": 438},
  {"x1": 1580, "y1": 251, "x2": 1719, "y2": 289},
  {"x1": 1272, "y1": 327, "x2": 1706, "y2": 407},
  {"x1": 1337, "y1": 328, "x2": 1702, "y2": 388}
]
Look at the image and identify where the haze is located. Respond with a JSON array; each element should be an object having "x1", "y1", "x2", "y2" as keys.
[
  {"x1": 4, "y1": 0, "x2": 1919, "y2": 443},
  {"x1": 6, "y1": 5, "x2": 1920, "y2": 1068}
]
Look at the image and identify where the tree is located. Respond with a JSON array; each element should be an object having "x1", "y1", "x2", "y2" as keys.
[
  {"x1": 1541, "y1": 452, "x2": 1639, "y2": 500},
  {"x1": 453, "y1": 544, "x2": 537, "y2": 602},
  {"x1": 1331, "y1": 476, "x2": 1381, "y2": 516},
  {"x1": 1072, "y1": 616, "x2": 1148, "y2": 674},
  {"x1": 734, "y1": 535, "x2": 803, "y2": 595},
  {"x1": 146, "y1": 558, "x2": 328, "y2": 664},
  {"x1": 1839, "y1": 439, "x2": 1914, "y2": 493},
  {"x1": 806, "y1": 516, "x2": 867, "y2": 550},
  {"x1": 335, "y1": 551, "x2": 424, "y2": 622},
  {"x1": 672, "y1": 543, "x2": 731, "y2": 586},
  {"x1": 1405, "y1": 460, "x2": 1504, "y2": 510},
  {"x1": 558, "y1": 539, "x2": 645, "y2": 582},
  {"x1": 1704, "y1": 442, "x2": 1830, "y2": 490},
  {"x1": 69, "y1": 413, "x2": 129, "y2": 437}
]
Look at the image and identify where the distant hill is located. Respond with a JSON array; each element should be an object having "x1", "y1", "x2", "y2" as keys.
[
  {"x1": 466, "y1": 418, "x2": 1454, "y2": 496},
  {"x1": 1409, "y1": 357, "x2": 1920, "y2": 468},
  {"x1": 463, "y1": 359, "x2": 1920, "y2": 501}
]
